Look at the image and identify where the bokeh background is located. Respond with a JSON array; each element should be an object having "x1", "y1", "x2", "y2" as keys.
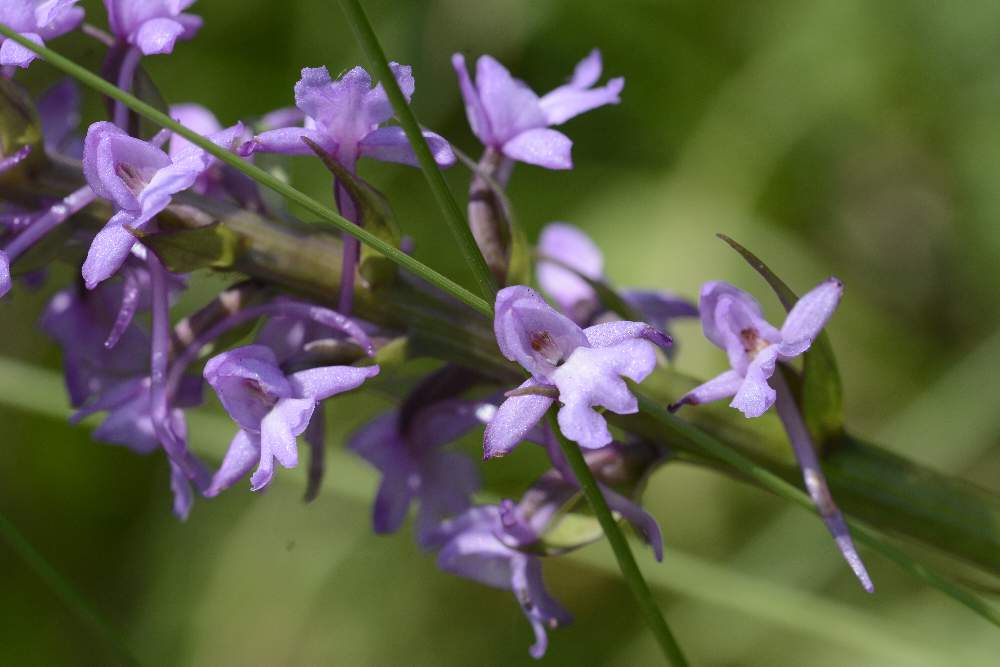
[{"x1": 2, "y1": 0, "x2": 1000, "y2": 664}]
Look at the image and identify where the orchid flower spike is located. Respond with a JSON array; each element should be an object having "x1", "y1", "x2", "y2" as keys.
[
  {"x1": 427, "y1": 503, "x2": 572, "y2": 659},
  {"x1": 452, "y1": 49, "x2": 623, "y2": 170},
  {"x1": 537, "y1": 222, "x2": 697, "y2": 328},
  {"x1": 80, "y1": 120, "x2": 245, "y2": 289},
  {"x1": 103, "y1": 0, "x2": 201, "y2": 55},
  {"x1": 348, "y1": 400, "x2": 483, "y2": 546},
  {"x1": 0, "y1": 1, "x2": 84, "y2": 69},
  {"x1": 205, "y1": 344, "x2": 379, "y2": 494},
  {"x1": 671, "y1": 279, "x2": 843, "y2": 418},
  {"x1": 241, "y1": 64, "x2": 454, "y2": 170},
  {"x1": 485, "y1": 286, "x2": 669, "y2": 456}
]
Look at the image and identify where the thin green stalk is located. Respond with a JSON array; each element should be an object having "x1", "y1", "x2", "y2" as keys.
[
  {"x1": 337, "y1": 0, "x2": 498, "y2": 301},
  {"x1": 0, "y1": 24, "x2": 492, "y2": 319},
  {"x1": 547, "y1": 413, "x2": 689, "y2": 666},
  {"x1": 0, "y1": 509, "x2": 139, "y2": 666},
  {"x1": 634, "y1": 392, "x2": 1000, "y2": 627}
]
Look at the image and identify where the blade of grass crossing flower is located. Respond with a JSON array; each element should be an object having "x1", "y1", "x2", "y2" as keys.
[
  {"x1": 0, "y1": 509, "x2": 139, "y2": 666},
  {"x1": 546, "y1": 412, "x2": 690, "y2": 666},
  {"x1": 634, "y1": 392, "x2": 1000, "y2": 628},
  {"x1": 337, "y1": 0, "x2": 498, "y2": 301},
  {"x1": 0, "y1": 24, "x2": 492, "y2": 319}
]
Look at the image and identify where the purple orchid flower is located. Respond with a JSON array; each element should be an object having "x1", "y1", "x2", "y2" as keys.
[
  {"x1": 241, "y1": 64, "x2": 454, "y2": 170},
  {"x1": 670, "y1": 278, "x2": 873, "y2": 591},
  {"x1": 103, "y1": 0, "x2": 200, "y2": 55},
  {"x1": 671, "y1": 279, "x2": 843, "y2": 418},
  {"x1": 348, "y1": 400, "x2": 482, "y2": 546},
  {"x1": 452, "y1": 49, "x2": 623, "y2": 170},
  {"x1": 485, "y1": 286, "x2": 669, "y2": 455},
  {"x1": 0, "y1": 1, "x2": 84, "y2": 69},
  {"x1": 427, "y1": 502, "x2": 572, "y2": 659},
  {"x1": 80, "y1": 120, "x2": 244, "y2": 289},
  {"x1": 41, "y1": 279, "x2": 206, "y2": 518},
  {"x1": 204, "y1": 344, "x2": 379, "y2": 494},
  {"x1": 241, "y1": 63, "x2": 454, "y2": 313},
  {"x1": 537, "y1": 222, "x2": 697, "y2": 330}
]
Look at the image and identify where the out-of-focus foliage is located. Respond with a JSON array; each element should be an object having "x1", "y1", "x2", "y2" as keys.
[{"x1": 2, "y1": 0, "x2": 999, "y2": 664}]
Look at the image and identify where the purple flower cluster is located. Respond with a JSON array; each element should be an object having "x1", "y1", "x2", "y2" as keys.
[{"x1": 0, "y1": 7, "x2": 873, "y2": 658}]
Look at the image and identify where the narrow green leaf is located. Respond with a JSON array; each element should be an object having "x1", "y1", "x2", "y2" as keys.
[{"x1": 717, "y1": 233, "x2": 844, "y2": 441}]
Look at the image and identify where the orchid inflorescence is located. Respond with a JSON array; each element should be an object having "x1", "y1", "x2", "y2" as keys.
[{"x1": 0, "y1": 1, "x2": 886, "y2": 659}]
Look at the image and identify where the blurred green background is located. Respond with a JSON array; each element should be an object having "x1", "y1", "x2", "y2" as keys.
[{"x1": 3, "y1": 0, "x2": 1000, "y2": 664}]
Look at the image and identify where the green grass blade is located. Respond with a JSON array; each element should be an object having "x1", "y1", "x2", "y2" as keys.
[{"x1": 337, "y1": 0, "x2": 498, "y2": 302}]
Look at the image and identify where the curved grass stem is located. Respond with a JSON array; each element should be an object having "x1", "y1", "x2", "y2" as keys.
[{"x1": 546, "y1": 413, "x2": 690, "y2": 666}]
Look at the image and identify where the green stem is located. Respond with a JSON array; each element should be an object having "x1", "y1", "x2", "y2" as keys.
[
  {"x1": 0, "y1": 509, "x2": 139, "y2": 666},
  {"x1": 546, "y1": 413, "x2": 689, "y2": 666},
  {"x1": 337, "y1": 0, "x2": 498, "y2": 301},
  {"x1": 0, "y1": 23, "x2": 492, "y2": 320}
]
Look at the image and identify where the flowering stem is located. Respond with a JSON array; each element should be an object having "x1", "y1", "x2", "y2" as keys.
[
  {"x1": 0, "y1": 508, "x2": 139, "y2": 666},
  {"x1": 337, "y1": 0, "x2": 498, "y2": 301},
  {"x1": 0, "y1": 24, "x2": 494, "y2": 319},
  {"x1": 772, "y1": 369, "x2": 874, "y2": 592},
  {"x1": 546, "y1": 413, "x2": 689, "y2": 666}
]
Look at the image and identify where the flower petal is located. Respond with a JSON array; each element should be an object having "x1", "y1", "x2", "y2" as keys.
[
  {"x1": 494, "y1": 285, "x2": 589, "y2": 379},
  {"x1": 475, "y1": 55, "x2": 546, "y2": 143},
  {"x1": 622, "y1": 289, "x2": 699, "y2": 327},
  {"x1": 779, "y1": 278, "x2": 843, "y2": 358},
  {"x1": 730, "y1": 345, "x2": 779, "y2": 418},
  {"x1": 205, "y1": 429, "x2": 261, "y2": 496},
  {"x1": 552, "y1": 339, "x2": 656, "y2": 448},
  {"x1": 540, "y1": 50, "x2": 623, "y2": 125},
  {"x1": 501, "y1": 128, "x2": 572, "y2": 170},
  {"x1": 133, "y1": 17, "x2": 184, "y2": 55},
  {"x1": 536, "y1": 223, "x2": 603, "y2": 320},
  {"x1": 287, "y1": 364, "x2": 379, "y2": 401},
  {"x1": 451, "y1": 53, "x2": 494, "y2": 145},
  {"x1": 0, "y1": 32, "x2": 42, "y2": 68},
  {"x1": 670, "y1": 369, "x2": 743, "y2": 411},
  {"x1": 358, "y1": 126, "x2": 455, "y2": 167},
  {"x1": 241, "y1": 126, "x2": 332, "y2": 157},
  {"x1": 583, "y1": 320, "x2": 672, "y2": 351},
  {"x1": 484, "y1": 381, "x2": 554, "y2": 459},
  {"x1": 255, "y1": 397, "x2": 316, "y2": 488},
  {"x1": 203, "y1": 345, "x2": 292, "y2": 431},
  {"x1": 82, "y1": 211, "x2": 137, "y2": 289},
  {"x1": 602, "y1": 485, "x2": 663, "y2": 561}
]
